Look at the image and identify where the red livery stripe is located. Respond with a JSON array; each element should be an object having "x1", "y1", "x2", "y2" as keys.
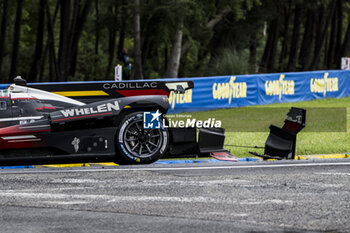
[
  {"x1": 52, "y1": 112, "x2": 113, "y2": 122},
  {"x1": 35, "y1": 106, "x2": 57, "y2": 110},
  {"x1": 12, "y1": 97, "x2": 38, "y2": 100},
  {"x1": 116, "y1": 89, "x2": 169, "y2": 97},
  {"x1": 0, "y1": 127, "x2": 50, "y2": 136},
  {"x1": 22, "y1": 129, "x2": 50, "y2": 134}
]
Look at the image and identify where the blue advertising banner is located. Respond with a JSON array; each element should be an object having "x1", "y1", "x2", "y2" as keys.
[
  {"x1": 167, "y1": 70, "x2": 350, "y2": 113},
  {"x1": 1, "y1": 70, "x2": 349, "y2": 113}
]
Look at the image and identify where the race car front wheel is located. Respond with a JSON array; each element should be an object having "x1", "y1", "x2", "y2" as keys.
[{"x1": 115, "y1": 111, "x2": 168, "y2": 164}]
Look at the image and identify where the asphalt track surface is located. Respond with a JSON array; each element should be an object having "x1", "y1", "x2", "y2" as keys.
[{"x1": 0, "y1": 159, "x2": 349, "y2": 233}]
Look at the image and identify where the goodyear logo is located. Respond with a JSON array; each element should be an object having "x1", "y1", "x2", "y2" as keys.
[
  {"x1": 168, "y1": 89, "x2": 192, "y2": 109},
  {"x1": 310, "y1": 72, "x2": 338, "y2": 96},
  {"x1": 265, "y1": 74, "x2": 294, "y2": 100},
  {"x1": 212, "y1": 76, "x2": 247, "y2": 104}
]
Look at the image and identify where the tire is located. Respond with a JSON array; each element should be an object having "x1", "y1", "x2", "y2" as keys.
[{"x1": 115, "y1": 111, "x2": 169, "y2": 164}]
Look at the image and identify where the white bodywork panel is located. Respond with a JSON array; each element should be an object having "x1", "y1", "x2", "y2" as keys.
[{"x1": 8, "y1": 84, "x2": 85, "y2": 106}]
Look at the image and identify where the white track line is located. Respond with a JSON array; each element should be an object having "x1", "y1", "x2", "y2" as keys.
[
  {"x1": 0, "y1": 162, "x2": 350, "y2": 174},
  {"x1": 0, "y1": 191, "x2": 294, "y2": 205}
]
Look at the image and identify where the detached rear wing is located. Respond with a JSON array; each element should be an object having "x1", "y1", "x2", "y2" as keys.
[{"x1": 26, "y1": 80, "x2": 194, "y2": 104}]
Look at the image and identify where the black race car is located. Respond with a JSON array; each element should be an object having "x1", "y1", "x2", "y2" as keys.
[{"x1": 0, "y1": 78, "x2": 227, "y2": 166}]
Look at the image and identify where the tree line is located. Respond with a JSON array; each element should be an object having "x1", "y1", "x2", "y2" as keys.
[{"x1": 0, "y1": 0, "x2": 349, "y2": 83}]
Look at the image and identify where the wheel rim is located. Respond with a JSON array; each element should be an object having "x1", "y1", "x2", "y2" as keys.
[{"x1": 123, "y1": 119, "x2": 163, "y2": 158}]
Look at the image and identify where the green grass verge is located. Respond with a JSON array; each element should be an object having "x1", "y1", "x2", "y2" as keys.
[{"x1": 170, "y1": 97, "x2": 350, "y2": 157}]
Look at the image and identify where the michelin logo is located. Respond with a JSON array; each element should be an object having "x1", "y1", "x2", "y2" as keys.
[
  {"x1": 72, "y1": 137, "x2": 80, "y2": 152},
  {"x1": 60, "y1": 101, "x2": 120, "y2": 117}
]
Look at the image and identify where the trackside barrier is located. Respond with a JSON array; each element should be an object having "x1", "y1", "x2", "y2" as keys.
[
  {"x1": 0, "y1": 165, "x2": 33, "y2": 169},
  {"x1": 1, "y1": 70, "x2": 349, "y2": 113},
  {"x1": 166, "y1": 70, "x2": 350, "y2": 113}
]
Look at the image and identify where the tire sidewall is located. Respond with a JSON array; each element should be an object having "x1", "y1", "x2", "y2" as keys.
[{"x1": 116, "y1": 111, "x2": 168, "y2": 164}]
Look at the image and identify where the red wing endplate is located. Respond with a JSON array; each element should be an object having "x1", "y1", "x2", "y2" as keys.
[{"x1": 210, "y1": 151, "x2": 238, "y2": 162}]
